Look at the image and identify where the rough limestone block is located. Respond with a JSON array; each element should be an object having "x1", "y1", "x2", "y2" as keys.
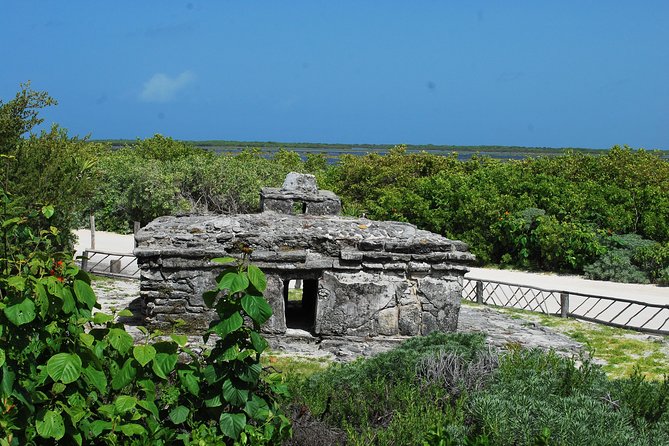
[
  {"x1": 305, "y1": 200, "x2": 342, "y2": 216},
  {"x1": 282, "y1": 172, "x2": 318, "y2": 193},
  {"x1": 376, "y1": 306, "x2": 399, "y2": 335},
  {"x1": 417, "y1": 277, "x2": 460, "y2": 334},
  {"x1": 397, "y1": 282, "x2": 421, "y2": 336},
  {"x1": 316, "y1": 271, "x2": 399, "y2": 336},
  {"x1": 186, "y1": 271, "x2": 218, "y2": 307},
  {"x1": 261, "y1": 198, "x2": 293, "y2": 214},
  {"x1": 262, "y1": 274, "x2": 287, "y2": 334}
]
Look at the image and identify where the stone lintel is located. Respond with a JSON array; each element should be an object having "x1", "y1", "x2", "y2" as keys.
[
  {"x1": 340, "y1": 250, "x2": 364, "y2": 261},
  {"x1": 408, "y1": 261, "x2": 431, "y2": 272},
  {"x1": 250, "y1": 250, "x2": 307, "y2": 262},
  {"x1": 359, "y1": 239, "x2": 385, "y2": 251}
]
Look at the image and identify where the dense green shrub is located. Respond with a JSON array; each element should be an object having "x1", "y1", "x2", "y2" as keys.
[
  {"x1": 633, "y1": 242, "x2": 669, "y2": 285},
  {"x1": 583, "y1": 233, "x2": 661, "y2": 283},
  {"x1": 0, "y1": 191, "x2": 290, "y2": 445},
  {"x1": 92, "y1": 139, "x2": 313, "y2": 232},
  {"x1": 292, "y1": 336, "x2": 669, "y2": 446},
  {"x1": 584, "y1": 249, "x2": 650, "y2": 283},
  {"x1": 328, "y1": 146, "x2": 669, "y2": 278},
  {"x1": 1, "y1": 84, "x2": 103, "y2": 248},
  {"x1": 292, "y1": 333, "x2": 489, "y2": 445}
]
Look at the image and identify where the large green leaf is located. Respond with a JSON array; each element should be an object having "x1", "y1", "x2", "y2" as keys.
[
  {"x1": 170, "y1": 334, "x2": 188, "y2": 347},
  {"x1": 112, "y1": 358, "x2": 137, "y2": 390},
  {"x1": 1, "y1": 365, "x2": 15, "y2": 396},
  {"x1": 47, "y1": 353, "x2": 82, "y2": 384},
  {"x1": 223, "y1": 379, "x2": 249, "y2": 407},
  {"x1": 218, "y1": 272, "x2": 249, "y2": 294},
  {"x1": 74, "y1": 280, "x2": 96, "y2": 309},
  {"x1": 212, "y1": 313, "x2": 244, "y2": 338},
  {"x1": 212, "y1": 257, "x2": 236, "y2": 265},
  {"x1": 244, "y1": 395, "x2": 270, "y2": 421},
  {"x1": 88, "y1": 419, "x2": 113, "y2": 436},
  {"x1": 133, "y1": 345, "x2": 156, "y2": 367},
  {"x1": 241, "y1": 294, "x2": 272, "y2": 325},
  {"x1": 0, "y1": 349, "x2": 4, "y2": 368},
  {"x1": 35, "y1": 282, "x2": 49, "y2": 318},
  {"x1": 114, "y1": 395, "x2": 138, "y2": 414},
  {"x1": 247, "y1": 265, "x2": 267, "y2": 292},
  {"x1": 231, "y1": 272, "x2": 250, "y2": 294},
  {"x1": 238, "y1": 363, "x2": 262, "y2": 384},
  {"x1": 217, "y1": 272, "x2": 237, "y2": 292},
  {"x1": 219, "y1": 412, "x2": 246, "y2": 439},
  {"x1": 36, "y1": 409, "x2": 65, "y2": 440},
  {"x1": 46, "y1": 277, "x2": 63, "y2": 299},
  {"x1": 119, "y1": 423, "x2": 146, "y2": 436},
  {"x1": 151, "y1": 352, "x2": 178, "y2": 379},
  {"x1": 178, "y1": 370, "x2": 200, "y2": 396},
  {"x1": 6, "y1": 276, "x2": 25, "y2": 291},
  {"x1": 61, "y1": 287, "x2": 76, "y2": 314},
  {"x1": 169, "y1": 405, "x2": 189, "y2": 424},
  {"x1": 204, "y1": 394, "x2": 222, "y2": 408},
  {"x1": 107, "y1": 328, "x2": 134, "y2": 355},
  {"x1": 249, "y1": 331, "x2": 268, "y2": 354},
  {"x1": 41, "y1": 205, "x2": 55, "y2": 219},
  {"x1": 63, "y1": 402, "x2": 87, "y2": 425},
  {"x1": 3, "y1": 298, "x2": 36, "y2": 326},
  {"x1": 93, "y1": 312, "x2": 113, "y2": 324},
  {"x1": 137, "y1": 399, "x2": 159, "y2": 418},
  {"x1": 82, "y1": 364, "x2": 107, "y2": 394},
  {"x1": 79, "y1": 333, "x2": 95, "y2": 347}
]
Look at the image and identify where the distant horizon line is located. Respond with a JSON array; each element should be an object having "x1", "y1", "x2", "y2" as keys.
[
  {"x1": 89, "y1": 138, "x2": 606, "y2": 151},
  {"x1": 89, "y1": 138, "x2": 669, "y2": 153}
]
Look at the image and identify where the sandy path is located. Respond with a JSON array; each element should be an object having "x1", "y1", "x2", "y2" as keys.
[
  {"x1": 73, "y1": 229, "x2": 135, "y2": 258},
  {"x1": 467, "y1": 267, "x2": 667, "y2": 304}
]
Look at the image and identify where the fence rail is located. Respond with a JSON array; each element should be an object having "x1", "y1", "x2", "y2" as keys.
[
  {"x1": 80, "y1": 250, "x2": 139, "y2": 279},
  {"x1": 462, "y1": 277, "x2": 669, "y2": 336}
]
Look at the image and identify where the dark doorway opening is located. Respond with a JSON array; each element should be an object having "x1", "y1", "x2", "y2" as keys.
[{"x1": 284, "y1": 278, "x2": 317, "y2": 331}]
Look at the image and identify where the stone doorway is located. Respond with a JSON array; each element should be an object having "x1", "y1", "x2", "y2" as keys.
[{"x1": 283, "y1": 278, "x2": 318, "y2": 331}]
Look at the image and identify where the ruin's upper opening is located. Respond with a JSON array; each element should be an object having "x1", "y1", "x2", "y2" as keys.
[{"x1": 260, "y1": 172, "x2": 342, "y2": 216}]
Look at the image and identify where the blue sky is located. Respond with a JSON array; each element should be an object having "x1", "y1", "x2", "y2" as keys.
[{"x1": 2, "y1": 1, "x2": 668, "y2": 149}]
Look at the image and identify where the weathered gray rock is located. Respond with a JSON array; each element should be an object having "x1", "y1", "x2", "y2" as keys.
[
  {"x1": 282, "y1": 172, "x2": 318, "y2": 193},
  {"x1": 260, "y1": 172, "x2": 342, "y2": 215},
  {"x1": 135, "y1": 174, "x2": 475, "y2": 339}
]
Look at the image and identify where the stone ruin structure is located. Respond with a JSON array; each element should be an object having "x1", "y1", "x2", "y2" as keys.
[{"x1": 134, "y1": 173, "x2": 475, "y2": 339}]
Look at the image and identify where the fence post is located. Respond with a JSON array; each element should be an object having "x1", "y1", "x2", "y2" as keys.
[
  {"x1": 133, "y1": 221, "x2": 140, "y2": 248},
  {"x1": 90, "y1": 213, "x2": 96, "y2": 250},
  {"x1": 110, "y1": 259, "x2": 121, "y2": 274},
  {"x1": 560, "y1": 292, "x2": 569, "y2": 318},
  {"x1": 82, "y1": 250, "x2": 89, "y2": 272},
  {"x1": 476, "y1": 280, "x2": 484, "y2": 304}
]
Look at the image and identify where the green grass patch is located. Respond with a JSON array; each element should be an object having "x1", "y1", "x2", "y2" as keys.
[
  {"x1": 287, "y1": 288, "x2": 302, "y2": 302},
  {"x1": 468, "y1": 301, "x2": 669, "y2": 380},
  {"x1": 262, "y1": 353, "x2": 331, "y2": 380}
]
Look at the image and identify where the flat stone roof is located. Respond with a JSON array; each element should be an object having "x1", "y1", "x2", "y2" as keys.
[{"x1": 134, "y1": 212, "x2": 474, "y2": 266}]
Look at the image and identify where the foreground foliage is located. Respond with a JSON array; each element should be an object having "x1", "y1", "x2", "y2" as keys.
[
  {"x1": 0, "y1": 193, "x2": 289, "y2": 445},
  {"x1": 288, "y1": 333, "x2": 669, "y2": 445}
]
